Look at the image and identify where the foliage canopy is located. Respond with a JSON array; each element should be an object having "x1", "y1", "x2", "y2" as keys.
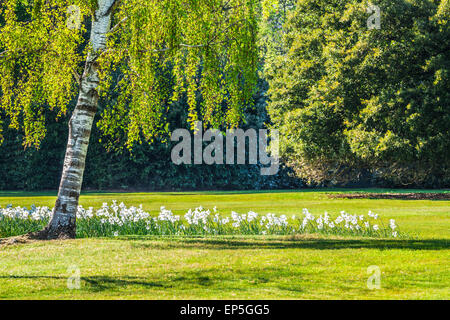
[
  {"x1": 0, "y1": 0, "x2": 259, "y2": 148},
  {"x1": 266, "y1": 0, "x2": 450, "y2": 185}
]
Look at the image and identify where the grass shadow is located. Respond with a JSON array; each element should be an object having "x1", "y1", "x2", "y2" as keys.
[
  {"x1": 122, "y1": 237, "x2": 450, "y2": 251},
  {"x1": 0, "y1": 271, "x2": 257, "y2": 293},
  {"x1": 0, "y1": 275, "x2": 169, "y2": 292}
]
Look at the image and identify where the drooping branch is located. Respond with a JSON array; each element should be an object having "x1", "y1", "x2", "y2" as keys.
[
  {"x1": 1, "y1": 46, "x2": 82, "y2": 85},
  {"x1": 98, "y1": 42, "x2": 209, "y2": 60}
]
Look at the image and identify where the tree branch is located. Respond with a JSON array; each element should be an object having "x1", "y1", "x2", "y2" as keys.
[
  {"x1": 109, "y1": 16, "x2": 128, "y2": 34},
  {"x1": 1, "y1": 47, "x2": 82, "y2": 86},
  {"x1": 72, "y1": 70, "x2": 81, "y2": 85},
  {"x1": 98, "y1": 42, "x2": 209, "y2": 59},
  {"x1": 105, "y1": 0, "x2": 122, "y2": 16}
]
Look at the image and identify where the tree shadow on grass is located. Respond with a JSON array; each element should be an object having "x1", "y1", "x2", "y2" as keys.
[
  {"x1": 0, "y1": 272, "x2": 260, "y2": 293},
  {"x1": 81, "y1": 276, "x2": 168, "y2": 292},
  {"x1": 0, "y1": 275, "x2": 169, "y2": 292},
  {"x1": 123, "y1": 237, "x2": 450, "y2": 251}
]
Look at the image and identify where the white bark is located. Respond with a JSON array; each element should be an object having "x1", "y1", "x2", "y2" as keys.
[{"x1": 44, "y1": 0, "x2": 116, "y2": 239}]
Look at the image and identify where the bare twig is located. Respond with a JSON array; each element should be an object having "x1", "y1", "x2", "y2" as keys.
[
  {"x1": 109, "y1": 17, "x2": 128, "y2": 34},
  {"x1": 105, "y1": 0, "x2": 123, "y2": 16},
  {"x1": 72, "y1": 70, "x2": 81, "y2": 85}
]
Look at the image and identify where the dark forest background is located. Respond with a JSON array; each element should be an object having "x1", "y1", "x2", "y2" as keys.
[{"x1": 0, "y1": 82, "x2": 304, "y2": 191}]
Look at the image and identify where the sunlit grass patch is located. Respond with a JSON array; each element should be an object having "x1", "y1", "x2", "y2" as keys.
[{"x1": 0, "y1": 236, "x2": 448, "y2": 299}]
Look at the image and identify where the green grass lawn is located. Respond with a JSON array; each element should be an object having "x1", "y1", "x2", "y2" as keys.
[{"x1": 0, "y1": 189, "x2": 449, "y2": 299}]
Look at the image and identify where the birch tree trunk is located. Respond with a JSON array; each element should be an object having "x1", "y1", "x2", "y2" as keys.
[{"x1": 39, "y1": 0, "x2": 115, "y2": 239}]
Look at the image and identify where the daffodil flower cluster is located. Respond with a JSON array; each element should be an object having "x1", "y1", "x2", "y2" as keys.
[{"x1": 0, "y1": 201, "x2": 401, "y2": 238}]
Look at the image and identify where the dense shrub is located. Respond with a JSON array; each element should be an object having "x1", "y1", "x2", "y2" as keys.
[{"x1": 266, "y1": 0, "x2": 450, "y2": 187}]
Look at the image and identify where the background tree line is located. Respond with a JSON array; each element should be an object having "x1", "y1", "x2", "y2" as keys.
[
  {"x1": 265, "y1": 0, "x2": 449, "y2": 188},
  {"x1": 0, "y1": 0, "x2": 448, "y2": 191}
]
